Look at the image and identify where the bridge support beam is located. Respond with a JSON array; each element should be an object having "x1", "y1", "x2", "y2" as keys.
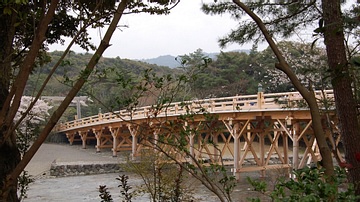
[
  {"x1": 110, "y1": 127, "x2": 118, "y2": 157},
  {"x1": 293, "y1": 122, "x2": 300, "y2": 171},
  {"x1": 79, "y1": 131, "x2": 88, "y2": 149},
  {"x1": 66, "y1": 132, "x2": 75, "y2": 145},
  {"x1": 282, "y1": 130, "x2": 289, "y2": 177},
  {"x1": 128, "y1": 125, "x2": 138, "y2": 161},
  {"x1": 259, "y1": 132, "x2": 265, "y2": 177},
  {"x1": 185, "y1": 122, "x2": 196, "y2": 164},
  {"x1": 95, "y1": 130, "x2": 101, "y2": 153},
  {"x1": 233, "y1": 122, "x2": 241, "y2": 180},
  {"x1": 213, "y1": 133, "x2": 219, "y2": 163}
]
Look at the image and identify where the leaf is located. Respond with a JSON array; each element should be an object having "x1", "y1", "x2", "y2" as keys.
[
  {"x1": 3, "y1": 7, "x2": 12, "y2": 15},
  {"x1": 318, "y1": 18, "x2": 324, "y2": 28},
  {"x1": 311, "y1": 38, "x2": 320, "y2": 50},
  {"x1": 313, "y1": 27, "x2": 324, "y2": 34},
  {"x1": 351, "y1": 57, "x2": 360, "y2": 67}
]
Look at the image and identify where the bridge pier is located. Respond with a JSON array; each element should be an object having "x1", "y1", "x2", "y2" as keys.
[
  {"x1": 213, "y1": 133, "x2": 219, "y2": 163},
  {"x1": 79, "y1": 131, "x2": 87, "y2": 149},
  {"x1": 232, "y1": 122, "x2": 241, "y2": 180},
  {"x1": 128, "y1": 125, "x2": 139, "y2": 161},
  {"x1": 110, "y1": 127, "x2": 119, "y2": 157},
  {"x1": 292, "y1": 122, "x2": 300, "y2": 171},
  {"x1": 185, "y1": 122, "x2": 197, "y2": 165},
  {"x1": 95, "y1": 129, "x2": 101, "y2": 152},
  {"x1": 57, "y1": 90, "x2": 340, "y2": 180},
  {"x1": 282, "y1": 130, "x2": 290, "y2": 177},
  {"x1": 66, "y1": 132, "x2": 74, "y2": 145}
]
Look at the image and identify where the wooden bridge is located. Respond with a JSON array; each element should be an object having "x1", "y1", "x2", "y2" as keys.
[{"x1": 55, "y1": 90, "x2": 340, "y2": 179}]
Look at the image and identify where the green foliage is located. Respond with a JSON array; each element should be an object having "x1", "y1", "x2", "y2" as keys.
[
  {"x1": 122, "y1": 152, "x2": 197, "y2": 202},
  {"x1": 247, "y1": 167, "x2": 360, "y2": 202},
  {"x1": 205, "y1": 163, "x2": 237, "y2": 198},
  {"x1": 17, "y1": 171, "x2": 34, "y2": 201},
  {"x1": 202, "y1": 1, "x2": 321, "y2": 47}
]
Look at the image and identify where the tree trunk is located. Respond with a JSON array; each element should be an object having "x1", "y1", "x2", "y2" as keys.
[
  {"x1": 322, "y1": 0, "x2": 360, "y2": 196},
  {"x1": 1, "y1": 2, "x2": 129, "y2": 201},
  {"x1": 0, "y1": 4, "x2": 21, "y2": 201},
  {"x1": 0, "y1": 134, "x2": 20, "y2": 202},
  {"x1": 232, "y1": 0, "x2": 335, "y2": 178}
]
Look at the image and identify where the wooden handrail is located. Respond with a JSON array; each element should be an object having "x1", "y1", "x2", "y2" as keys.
[{"x1": 55, "y1": 90, "x2": 334, "y2": 132}]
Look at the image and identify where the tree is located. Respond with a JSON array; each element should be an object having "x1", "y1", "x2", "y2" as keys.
[
  {"x1": 14, "y1": 97, "x2": 52, "y2": 150},
  {"x1": 202, "y1": 0, "x2": 360, "y2": 196},
  {"x1": 176, "y1": 48, "x2": 213, "y2": 99},
  {"x1": 259, "y1": 41, "x2": 331, "y2": 93},
  {"x1": 0, "y1": 0, "x2": 178, "y2": 201},
  {"x1": 14, "y1": 97, "x2": 52, "y2": 200},
  {"x1": 321, "y1": 2, "x2": 360, "y2": 196}
]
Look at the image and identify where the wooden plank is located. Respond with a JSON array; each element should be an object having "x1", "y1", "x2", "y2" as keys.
[{"x1": 233, "y1": 164, "x2": 292, "y2": 172}]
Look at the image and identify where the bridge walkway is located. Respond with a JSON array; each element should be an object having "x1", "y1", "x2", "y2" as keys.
[{"x1": 55, "y1": 90, "x2": 341, "y2": 179}]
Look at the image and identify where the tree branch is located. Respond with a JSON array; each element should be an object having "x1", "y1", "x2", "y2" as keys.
[
  {"x1": 0, "y1": 0, "x2": 59, "y2": 145},
  {"x1": 6, "y1": 0, "x2": 129, "y2": 188}
]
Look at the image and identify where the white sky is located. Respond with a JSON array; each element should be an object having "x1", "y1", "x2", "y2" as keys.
[{"x1": 49, "y1": 0, "x2": 257, "y2": 60}]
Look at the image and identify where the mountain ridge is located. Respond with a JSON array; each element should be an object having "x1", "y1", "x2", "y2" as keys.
[{"x1": 139, "y1": 49, "x2": 250, "y2": 68}]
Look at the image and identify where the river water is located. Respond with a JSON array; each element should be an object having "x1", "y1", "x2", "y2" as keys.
[{"x1": 23, "y1": 171, "x2": 277, "y2": 202}]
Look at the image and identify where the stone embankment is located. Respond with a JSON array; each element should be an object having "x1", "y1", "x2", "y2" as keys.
[{"x1": 50, "y1": 161, "x2": 125, "y2": 177}]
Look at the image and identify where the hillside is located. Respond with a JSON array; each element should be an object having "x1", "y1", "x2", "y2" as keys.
[{"x1": 26, "y1": 51, "x2": 181, "y2": 119}]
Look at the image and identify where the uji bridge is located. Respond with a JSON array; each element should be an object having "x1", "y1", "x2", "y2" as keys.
[{"x1": 55, "y1": 90, "x2": 340, "y2": 179}]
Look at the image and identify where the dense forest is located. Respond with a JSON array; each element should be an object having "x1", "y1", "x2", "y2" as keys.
[{"x1": 26, "y1": 41, "x2": 332, "y2": 120}]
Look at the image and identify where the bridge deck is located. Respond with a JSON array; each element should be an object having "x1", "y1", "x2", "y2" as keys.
[{"x1": 55, "y1": 90, "x2": 340, "y2": 179}]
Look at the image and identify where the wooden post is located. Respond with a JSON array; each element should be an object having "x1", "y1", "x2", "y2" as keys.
[
  {"x1": 186, "y1": 122, "x2": 196, "y2": 164},
  {"x1": 197, "y1": 132, "x2": 202, "y2": 160},
  {"x1": 293, "y1": 122, "x2": 300, "y2": 171},
  {"x1": 110, "y1": 127, "x2": 118, "y2": 157},
  {"x1": 282, "y1": 131, "x2": 289, "y2": 177},
  {"x1": 260, "y1": 131, "x2": 265, "y2": 177},
  {"x1": 66, "y1": 133, "x2": 74, "y2": 145},
  {"x1": 128, "y1": 124, "x2": 138, "y2": 161},
  {"x1": 79, "y1": 131, "x2": 87, "y2": 149},
  {"x1": 95, "y1": 130, "x2": 101, "y2": 152},
  {"x1": 213, "y1": 133, "x2": 219, "y2": 162},
  {"x1": 131, "y1": 133, "x2": 137, "y2": 160},
  {"x1": 154, "y1": 130, "x2": 158, "y2": 150},
  {"x1": 308, "y1": 139, "x2": 318, "y2": 165},
  {"x1": 257, "y1": 83, "x2": 264, "y2": 109},
  {"x1": 233, "y1": 123, "x2": 241, "y2": 180},
  {"x1": 242, "y1": 124, "x2": 251, "y2": 150}
]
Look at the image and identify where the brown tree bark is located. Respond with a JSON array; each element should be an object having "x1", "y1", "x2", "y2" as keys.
[
  {"x1": 321, "y1": 0, "x2": 360, "y2": 197},
  {"x1": 0, "y1": 1, "x2": 59, "y2": 201}
]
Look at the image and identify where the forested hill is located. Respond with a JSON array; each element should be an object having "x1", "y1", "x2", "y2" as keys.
[
  {"x1": 26, "y1": 42, "x2": 330, "y2": 119},
  {"x1": 26, "y1": 51, "x2": 179, "y2": 97},
  {"x1": 25, "y1": 51, "x2": 183, "y2": 118}
]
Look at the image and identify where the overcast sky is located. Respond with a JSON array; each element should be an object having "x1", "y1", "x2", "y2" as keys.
[{"x1": 49, "y1": 1, "x2": 260, "y2": 60}]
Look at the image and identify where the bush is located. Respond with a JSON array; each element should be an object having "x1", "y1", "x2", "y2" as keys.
[{"x1": 247, "y1": 166, "x2": 359, "y2": 202}]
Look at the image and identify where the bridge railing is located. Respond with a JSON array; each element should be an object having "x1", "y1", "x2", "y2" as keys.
[{"x1": 56, "y1": 90, "x2": 334, "y2": 132}]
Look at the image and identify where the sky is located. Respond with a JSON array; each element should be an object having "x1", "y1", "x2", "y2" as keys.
[{"x1": 49, "y1": 1, "x2": 258, "y2": 60}]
